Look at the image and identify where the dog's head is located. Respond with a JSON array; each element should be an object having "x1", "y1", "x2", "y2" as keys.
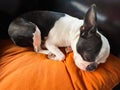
[{"x1": 74, "y1": 4, "x2": 110, "y2": 71}]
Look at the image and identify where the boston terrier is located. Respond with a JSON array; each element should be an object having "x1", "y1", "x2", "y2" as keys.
[{"x1": 8, "y1": 4, "x2": 110, "y2": 71}]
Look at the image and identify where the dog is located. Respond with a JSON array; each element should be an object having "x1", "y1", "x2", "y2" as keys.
[{"x1": 8, "y1": 4, "x2": 110, "y2": 71}]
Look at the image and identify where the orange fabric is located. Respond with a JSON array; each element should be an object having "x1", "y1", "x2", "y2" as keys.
[{"x1": 0, "y1": 39, "x2": 120, "y2": 90}]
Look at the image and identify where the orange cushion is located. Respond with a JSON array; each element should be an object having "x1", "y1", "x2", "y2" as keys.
[{"x1": 0, "y1": 39, "x2": 120, "y2": 90}]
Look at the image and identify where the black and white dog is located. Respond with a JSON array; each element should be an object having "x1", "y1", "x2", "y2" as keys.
[{"x1": 8, "y1": 4, "x2": 110, "y2": 71}]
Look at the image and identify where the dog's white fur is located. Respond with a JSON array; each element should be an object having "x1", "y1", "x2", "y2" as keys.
[{"x1": 33, "y1": 14, "x2": 110, "y2": 70}]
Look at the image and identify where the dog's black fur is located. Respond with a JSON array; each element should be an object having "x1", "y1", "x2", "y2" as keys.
[
  {"x1": 21, "y1": 11, "x2": 65, "y2": 39},
  {"x1": 9, "y1": 11, "x2": 65, "y2": 47}
]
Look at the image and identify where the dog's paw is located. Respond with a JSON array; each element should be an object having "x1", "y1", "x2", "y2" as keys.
[
  {"x1": 48, "y1": 52, "x2": 65, "y2": 61},
  {"x1": 48, "y1": 52, "x2": 56, "y2": 59},
  {"x1": 38, "y1": 50, "x2": 50, "y2": 54},
  {"x1": 65, "y1": 46, "x2": 72, "y2": 53}
]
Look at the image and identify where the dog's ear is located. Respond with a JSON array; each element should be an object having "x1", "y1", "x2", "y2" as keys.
[
  {"x1": 80, "y1": 4, "x2": 97, "y2": 38},
  {"x1": 84, "y1": 4, "x2": 97, "y2": 26}
]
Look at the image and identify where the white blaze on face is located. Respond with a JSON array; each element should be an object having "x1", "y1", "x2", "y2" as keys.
[
  {"x1": 74, "y1": 52, "x2": 92, "y2": 70},
  {"x1": 33, "y1": 26, "x2": 41, "y2": 52},
  {"x1": 72, "y1": 37, "x2": 93, "y2": 71}
]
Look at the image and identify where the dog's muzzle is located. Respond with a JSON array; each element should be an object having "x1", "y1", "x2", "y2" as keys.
[{"x1": 86, "y1": 63, "x2": 97, "y2": 71}]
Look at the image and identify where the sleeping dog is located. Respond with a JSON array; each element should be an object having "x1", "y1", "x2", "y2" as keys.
[{"x1": 8, "y1": 4, "x2": 110, "y2": 71}]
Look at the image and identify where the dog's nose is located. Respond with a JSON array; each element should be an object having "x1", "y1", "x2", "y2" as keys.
[{"x1": 86, "y1": 63, "x2": 97, "y2": 71}]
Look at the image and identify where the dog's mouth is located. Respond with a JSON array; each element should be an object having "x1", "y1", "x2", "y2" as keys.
[
  {"x1": 86, "y1": 62, "x2": 98, "y2": 71},
  {"x1": 74, "y1": 54, "x2": 98, "y2": 71},
  {"x1": 80, "y1": 63, "x2": 98, "y2": 71}
]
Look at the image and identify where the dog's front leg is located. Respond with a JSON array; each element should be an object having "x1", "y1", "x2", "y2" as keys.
[{"x1": 45, "y1": 41, "x2": 65, "y2": 61}]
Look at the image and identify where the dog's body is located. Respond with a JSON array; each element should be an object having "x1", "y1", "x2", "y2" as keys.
[{"x1": 8, "y1": 5, "x2": 110, "y2": 71}]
